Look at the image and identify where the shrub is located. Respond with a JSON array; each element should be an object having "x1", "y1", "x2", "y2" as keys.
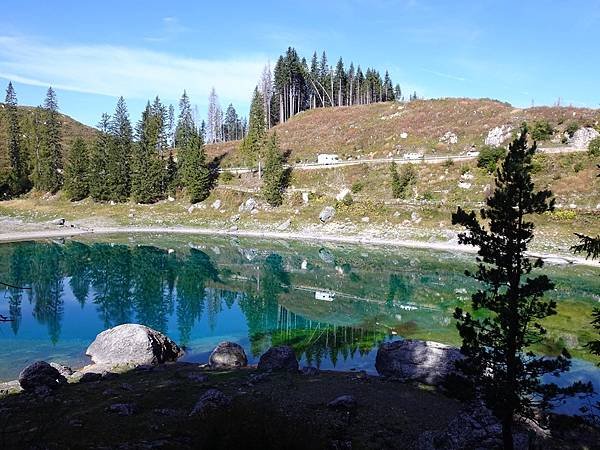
[
  {"x1": 351, "y1": 181, "x2": 365, "y2": 194},
  {"x1": 574, "y1": 161, "x2": 585, "y2": 173},
  {"x1": 546, "y1": 210, "x2": 577, "y2": 221},
  {"x1": 477, "y1": 145, "x2": 507, "y2": 173},
  {"x1": 589, "y1": 137, "x2": 600, "y2": 157},
  {"x1": 566, "y1": 122, "x2": 580, "y2": 137},
  {"x1": 391, "y1": 162, "x2": 416, "y2": 199},
  {"x1": 220, "y1": 171, "x2": 234, "y2": 183},
  {"x1": 443, "y1": 158, "x2": 454, "y2": 168},
  {"x1": 531, "y1": 154, "x2": 547, "y2": 174},
  {"x1": 530, "y1": 120, "x2": 554, "y2": 141}
]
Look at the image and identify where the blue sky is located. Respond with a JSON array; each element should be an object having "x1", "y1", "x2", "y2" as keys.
[{"x1": 1, "y1": 0, "x2": 599, "y2": 127}]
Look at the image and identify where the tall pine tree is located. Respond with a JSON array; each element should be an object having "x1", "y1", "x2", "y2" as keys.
[
  {"x1": 3, "y1": 82, "x2": 28, "y2": 196},
  {"x1": 32, "y1": 87, "x2": 63, "y2": 193},
  {"x1": 130, "y1": 102, "x2": 165, "y2": 203},
  {"x1": 239, "y1": 88, "x2": 266, "y2": 166},
  {"x1": 261, "y1": 132, "x2": 285, "y2": 206},
  {"x1": 452, "y1": 125, "x2": 591, "y2": 449},
  {"x1": 107, "y1": 97, "x2": 132, "y2": 202},
  {"x1": 64, "y1": 137, "x2": 89, "y2": 201},
  {"x1": 180, "y1": 131, "x2": 210, "y2": 204},
  {"x1": 88, "y1": 114, "x2": 111, "y2": 201}
]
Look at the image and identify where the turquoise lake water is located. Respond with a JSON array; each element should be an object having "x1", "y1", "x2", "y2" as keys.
[{"x1": 0, "y1": 234, "x2": 598, "y2": 414}]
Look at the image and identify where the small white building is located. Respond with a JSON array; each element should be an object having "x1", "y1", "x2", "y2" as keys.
[
  {"x1": 403, "y1": 152, "x2": 423, "y2": 160},
  {"x1": 317, "y1": 154, "x2": 340, "y2": 164},
  {"x1": 315, "y1": 291, "x2": 335, "y2": 302}
]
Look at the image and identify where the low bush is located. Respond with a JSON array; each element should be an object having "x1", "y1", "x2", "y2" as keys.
[
  {"x1": 477, "y1": 146, "x2": 507, "y2": 173},
  {"x1": 589, "y1": 137, "x2": 600, "y2": 157},
  {"x1": 351, "y1": 181, "x2": 365, "y2": 193},
  {"x1": 531, "y1": 120, "x2": 554, "y2": 141}
]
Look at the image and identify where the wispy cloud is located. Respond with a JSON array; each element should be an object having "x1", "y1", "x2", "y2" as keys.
[
  {"x1": 421, "y1": 68, "x2": 467, "y2": 82},
  {"x1": 0, "y1": 35, "x2": 266, "y2": 105},
  {"x1": 144, "y1": 16, "x2": 191, "y2": 43}
]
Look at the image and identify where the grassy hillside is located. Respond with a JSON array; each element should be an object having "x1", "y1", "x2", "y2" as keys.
[
  {"x1": 0, "y1": 104, "x2": 97, "y2": 154},
  {"x1": 207, "y1": 98, "x2": 600, "y2": 166}
]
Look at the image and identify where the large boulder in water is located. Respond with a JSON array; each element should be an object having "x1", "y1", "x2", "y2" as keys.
[
  {"x1": 257, "y1": 345, "x2": 298, "y2": 372},
  {"x1": 375, "y1": 339, "x2": 463, "y2": 385},
  {"x1": 18, "y1": 361, "x2": 66, "y2": 393},
  {"x1": 86, "y1": 324, "x2": 183, "y2": 366},
  {"x1": 208, "y1": 341, "x2": 248, "y2": 369}
]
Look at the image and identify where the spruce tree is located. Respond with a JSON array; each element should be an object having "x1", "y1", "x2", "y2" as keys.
[
  {"x1": 452, "y1": 126, "x2": 591, "y2": 449},
  {"x1": 107, "y1": 97, "x2": 132, "y2": 202},
  {"x1": 4, "y1": 82, "x2": 27, "y2": 196},
  {"x1": 130, "y1": 103, "x2": 165, "y2": 203},
  {"x1": 180, "y1": 131, "x2": 210, "y2": 204},
  {"x1": 390, "y1": 162, "x2": 414, "y2": 199},
  {"x1": 88, "y1": 114, "x2": 111, "y2": 201},
  {"x1": 64, "y1": 137, "x2": 89, "y2": 201},
  {"x1": 32, "y1": 87, "x2": 63, "y2": 193},
  {"x1": 262, "y1": 132, "x2": 285, "y2": 206},
  {"x1": 165, "y1": 151, "x2": 178, "y2": 196},
  {"x1": 239, "y1": 87, "x2": 266, "y2": 166}
]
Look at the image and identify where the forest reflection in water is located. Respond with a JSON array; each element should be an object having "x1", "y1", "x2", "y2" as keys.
[{"x1": 0, "y1": 235, "x2": 598, "y2": 381}]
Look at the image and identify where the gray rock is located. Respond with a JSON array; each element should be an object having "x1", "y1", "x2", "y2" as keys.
[
  {"x1": 319, "y1": 206, "x2": 336, "y2": 223},
  {"x1": 319, "y1": 248, "x2": 335, "y2": 264},
  {"x1": 211, "y1": 199, "x2": 222, "y2": 209},
  {"x1": 569, "y1": 127, "x2": 599, "y2": 149},
  {"x1": 277, "y1": 218, "x2": 292, "y2": 231},
  {"x1": 327, "y1": 395, "x2": 357, "y2": 411},
  {"x1": 86, "y1": 323, "x2": 183, "y2": 366},
  {"x1": 258, "y1": 345, "x2": 298, "y2": 372},
  {"x1": 49, "y1": 362, "x2": 73, "y2": 378},
  {"x1": 189, "y1": 389, "x2": 231, "y2": 417},
  {"x1": 107, "y1": 403, "x2": 135, "y2": 416},
  {"x1": 439, "y1": 131, "x2": 458, "y2": 145},
  {"x1": 50, "y1": 218, "x2": 65, "y2": 226},
  {"x1": 375, "y1": 339, "x2": 463, "y2": 385},
  {"x1": 18, "y1": 361, "x2": 66, "y2": 393},
  {"x1": 230, "y1": 214, "x2": 240, "y2": 223},
  {"x1": 209, "y1": 341, "x2": 248, "y2": 369},
  {"x1": 239, "y1": 198, "x2": 258, "y2": 213},
  {"x1": 484, "y1": 125, "x2": 513, "y2": 147}
]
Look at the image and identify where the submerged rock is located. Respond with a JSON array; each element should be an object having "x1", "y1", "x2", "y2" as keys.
[
  {"x1": 375, "y1": 339, "x2": 463, "y2": 385},
  {"x1": 18, "y1": 361, "x2": 66, "y2": 393},
  {"x1": 208, "y1": 341, "x2": 248, "y2": 369},
  {"x1": 107, "y1": 403, "x2": 135, "y2": 416},
  {"x1": 189, "y1": 389, "x2": 231, "y2": 417},
  {"x1": 258, "y1": 345, "x2": 299, "y2": 372},
  {"x1": 86, "y1": 323, "x2": 183, "y2": 366}
]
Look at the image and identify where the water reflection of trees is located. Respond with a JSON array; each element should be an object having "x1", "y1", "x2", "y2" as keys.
[{"x1": 0, "y1": 241, "x2": 409, "y2": 364}]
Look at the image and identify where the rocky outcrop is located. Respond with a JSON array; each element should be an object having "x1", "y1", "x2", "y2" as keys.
[
  {"x1": 439, "y1": 131, "x2": 458, "y2": 145},
  {"x1": 239, "y1": 198, "x2": 258, "y2": 213},
  {"x1": 86, "y1": 324, "x2": 183, "y2": 367},
  {"x1": 375, "y1": 339, "x2": 463, "y2": 385},
  {"x1": 569, "y1": 127, "x2": 599, "y2": 149},
  {"x1": 208, "y1": 341, "x2": 248, "y2": 369},
  {"x1": 277, "y1": 218, "x2": 291, "y2": 231},
  {"x1": 18, "y1": 361, "x2": 66, "y2": 393},
  {"x1": 484, "y1": 125, "x2": 513, "y2": 147},
  {"x1": 189, "y1": 389, "x2": 231, "y2": 417},
  {"x1": 257, "y1": 345, "x2": 299, "y2": 372},
  {"x1": 319, "y1": 206, "x2": 336, "y2": 223}
]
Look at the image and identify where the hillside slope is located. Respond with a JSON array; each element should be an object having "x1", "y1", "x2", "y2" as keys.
[
  {"x1": 207, "y1": 98, "x2": 600, "y2": 166},
  {"x1": 0, "y1": 104, "x2": 97, "y2": 152}
]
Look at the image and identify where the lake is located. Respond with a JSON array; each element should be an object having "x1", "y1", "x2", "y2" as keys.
[{"x1": 1, "y1": 234, "x2": 599, "y2": 412}]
